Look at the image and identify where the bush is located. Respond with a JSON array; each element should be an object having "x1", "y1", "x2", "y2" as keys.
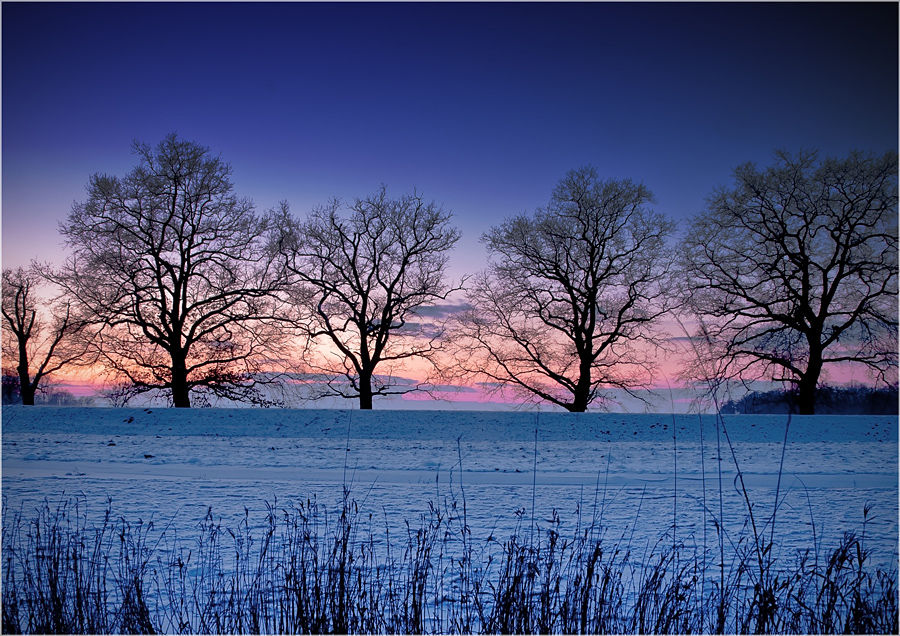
[
  {"x1": 2, "y1": 372, "x2": 21, "y2": 405},
  {"x1": 721, "y1": 385, "x2": 899, "y2": 415}
]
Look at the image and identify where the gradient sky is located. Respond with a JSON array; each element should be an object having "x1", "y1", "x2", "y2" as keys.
[{"x1": 3, "y1": 1, "x2": 898, "y2": 283}]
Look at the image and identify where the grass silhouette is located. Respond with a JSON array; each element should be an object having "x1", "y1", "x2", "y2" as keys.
[{"x1": 3, "y1": 456, "x2": 896, "y2": 634}]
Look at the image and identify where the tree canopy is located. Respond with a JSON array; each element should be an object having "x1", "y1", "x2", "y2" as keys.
[
  {"x1": 452, "y1": 166, "x2": 676, "y2": 412},
  {"x1": 51, "y1": 134, "x2": 292, "y2": 407},
  {"x1": 273, "y1": 187, "x2": 462, "y2": 409},
  {"x1": 2, "y1": 266, "x2": 90, "y2": 405},
  {"x1": 678, "y1": 150, "x2": 898, "y2": 414}
]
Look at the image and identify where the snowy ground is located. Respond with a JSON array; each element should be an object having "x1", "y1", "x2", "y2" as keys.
[{"x1": 2, "y1": 406, "x2": 897, "y2": 572}]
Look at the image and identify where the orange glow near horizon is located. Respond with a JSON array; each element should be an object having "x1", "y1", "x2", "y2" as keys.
[{"x1": 27, "y1": 322, "x2": 885, "y2": 406}]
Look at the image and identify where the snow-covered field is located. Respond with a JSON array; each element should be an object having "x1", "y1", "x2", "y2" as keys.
[{"x1": 2, "y1": 406, "x2": 897, "y2": 571}]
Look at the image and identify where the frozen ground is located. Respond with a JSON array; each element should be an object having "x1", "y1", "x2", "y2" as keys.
[{"x1": 2, "y1": 407, "x2": 897, "y2": 571}]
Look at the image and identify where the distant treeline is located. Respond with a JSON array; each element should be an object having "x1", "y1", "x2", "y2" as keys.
[
  {"x1": 720, "y1": 386, "x2": 899, "y2": 415},
  {"x1": 1, "y1": 374, "x2": 93, "y2": 407}
]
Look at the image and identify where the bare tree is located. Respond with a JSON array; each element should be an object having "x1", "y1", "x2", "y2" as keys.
[
  {"x1": 273, "y1": 187, "x2": 463, "y2": 409},
  {"x1": 51, "y1": 134, "x2": 292, "y2": 407},
  {"x1": 2, "y1": 266, "x2": 89, "y2": 405},
  {"x1": 677, "y1": 150, "x2": 898, "y2": 414},
  {"x1": 452, "y1": 166, "x2": 676, "y2": 412}
]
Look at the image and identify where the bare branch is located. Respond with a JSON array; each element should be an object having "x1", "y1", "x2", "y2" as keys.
[
  {"x1": 272, "y1": 187, "x2": 463, "y2": 409},
  {"x1": 677, "y1": 149, "x2": 899, "y2": 414},
  {"x1": 449, "y1": 166, "x2": 676, "y2": 412},
  {"x1": 2, "y1": 265, "x2": 94, "y2": 404},
  {"x1": 48, "y1": 134, "x2": 295, "y2": 407}
]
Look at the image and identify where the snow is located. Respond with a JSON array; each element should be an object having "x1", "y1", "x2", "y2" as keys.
[{"x1": 2, "y1": 406, "x2": 897, "y2": 571}]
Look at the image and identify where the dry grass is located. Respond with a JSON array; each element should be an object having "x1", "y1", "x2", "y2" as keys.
[
  {"x1": 4, "y1": 402, "x2": 896, "y2": 634},
  {"x1": 3, "y1": 479, "x2": 896, "y2": 634}
]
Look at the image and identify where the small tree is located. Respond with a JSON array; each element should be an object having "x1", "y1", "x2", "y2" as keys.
[
  {"x1": 678, "y1": 150, "x2": 899, "y2": 414},
  {"x1": 51, "y1": 134, "x2": 292, "y2": 407},
  {"x1": 452, "y1": 166, "x2": 675, "y2": 412},
  {"x1": 1, "y1": 266, "x2": 88, "y2": 405},
  {"x1": 273, "y1": 187, "x2": 463, "y2": 409}
]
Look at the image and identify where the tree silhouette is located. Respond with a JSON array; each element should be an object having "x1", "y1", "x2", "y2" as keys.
[
  {"x1": 678, "y1": 150, "x2": 898, "y2": 414},
  {"x1": 273, "y1": 187, "x2": 462, "y2": 409},
  {"x1": 1, "y1": 266, "x2": 90, "y2": 405},
  {"x1": 51, "y1": 134, "x2": 292, "y2": 407},
  {"x1": 452, "y1": 166, "x2": 675, "y2": 412}
]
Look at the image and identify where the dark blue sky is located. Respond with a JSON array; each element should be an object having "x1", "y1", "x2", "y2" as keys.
[{"x1": 3, "y1": 2, "x2": 897, "y2": 279}]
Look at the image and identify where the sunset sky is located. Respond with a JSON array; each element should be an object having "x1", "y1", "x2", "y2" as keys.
[
  {"x1": 4, "y1": 2, "x2": 897, "y2": 281},
  {"x1": 2, "y1": 2, "x2": 898, "y2": 403}
]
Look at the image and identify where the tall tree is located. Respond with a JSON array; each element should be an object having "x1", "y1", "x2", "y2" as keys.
[
  {"x1": 273, "y1": 187, "x2": 462, "y2": 409},
  {"x1": 1, "y1": 266, "x2": 88, "y2": 405},
  {"x1": 51, "y1": 134, "x2": 291, "y2": 407},
  {"x1": 452, "y1": 166, "x2": 675, "y2": 412},
  {"x1": 678, "y1": 150, "x2": 898, "y2": 414}
]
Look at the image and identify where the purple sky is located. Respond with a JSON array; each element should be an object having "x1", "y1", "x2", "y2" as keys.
[{"x1": 3, "y1": 2, "x2": 898, "y2": 282}]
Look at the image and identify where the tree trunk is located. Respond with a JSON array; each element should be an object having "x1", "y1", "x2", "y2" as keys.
[
  {"x1": 358, "y1": 370, "x2": 373, "y2": 410},
  {"x1": 17, "y1": 343, "x2": 34, "y2": 405},
  {"x1": 170, "y1": 354, "x2": 191, "y2": 408},
  {"x1": 19, "y1": 377, "x2": 35, "y2": 406},
  {"x1": 796, "y1": 378, "x2": 817, "y2": 415},
  {"x1": 568, "y1": 358, "x2": 592, "y2": 413},
  {"x1": 568, "y1": 393, "x2": 589, "y2": 413},
  {"x1": 796, "y1": 350, "x2": 824, "y2": 415}
]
